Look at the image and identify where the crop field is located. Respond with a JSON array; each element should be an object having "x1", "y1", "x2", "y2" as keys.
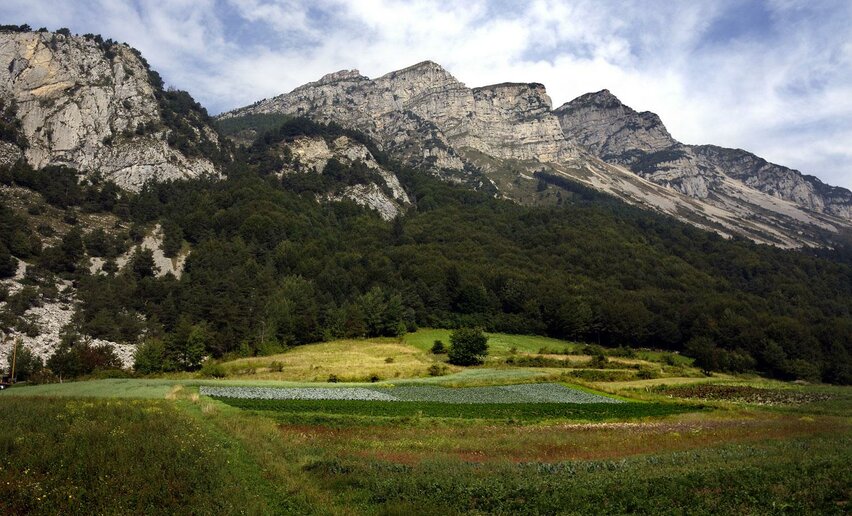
[
  {"x1": 200, "y1": 383, "x2": 623, "y2": 403},
  {"x1": 2, "y1": 330, "x2": 850, "y2": 514}
]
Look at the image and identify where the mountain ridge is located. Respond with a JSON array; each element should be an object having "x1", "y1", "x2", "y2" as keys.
[{"x1": 222, "y1": 60, "x2": 851, "y2": 248}]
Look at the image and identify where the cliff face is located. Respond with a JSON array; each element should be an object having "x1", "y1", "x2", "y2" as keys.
[
  {"x1": 224, "y1": 61, "x2": 851, "y2": 248},
  {"x1": 0, "y1": 30, "x2": 220, "y2": 190},
  {"x1": 555, "y1": 90, "x2": 852, "y2": 220},
  {"x1": 223, "y1": 61, "x2": 577, "y2": 179},
  {"x1": 282, "y1": 134, "x2": 410, "y2": 220}
]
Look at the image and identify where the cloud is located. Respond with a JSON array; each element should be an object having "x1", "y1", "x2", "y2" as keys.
[{"x1": 0, "y1": 0, "x2": 850, "y2": 189}]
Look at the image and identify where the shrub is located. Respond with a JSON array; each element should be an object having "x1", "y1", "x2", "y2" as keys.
[
  {"x1": 28, "y1": 368, "x2": 57, "y2": 384},
  {"x1": 384, "y1": 357, "x2": 394, "y2": 363},
  {"x1": 637, "y1": 367, "x2": 659, "y2": 380},
  {"x1": 198, "y1": 360, "x2": 227, "y2": 378},
  {"x1": 368, "y1": 373, "x2": 381, "y2": 383},
  {"x1": 587, "y1": 354, "x2": 608, "y2": 369},
  {"x1": 327, "y1": 374, "x2": 339, "y2": 383},
  {"x1": 448, "y1": 327, "x2": 489, "y2": 366},
  {"x1": 430, "y1": 340, "x2": 446, "y2": 354},
  {"x1": 427, "y1": 363, "x2": 446, "y2": 376},
  {"x1": 269, "y1": 360, "x2": 284, "y2": 372}
]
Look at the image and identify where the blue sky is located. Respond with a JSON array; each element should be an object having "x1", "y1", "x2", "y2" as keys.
[{"x1": 2, "y1": 0, "x2": 851, "y2": 190}]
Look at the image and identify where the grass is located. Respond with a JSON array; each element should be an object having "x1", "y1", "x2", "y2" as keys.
[
  {"x1": 220, "y1": 337, "x2": 454, "y2": 382},
  {"x1": 403, "y1": 328, "x2": 584, "y2": 357},
  {"x1": 2, "y1": 375, "x2": 849, "y2": 514},
  {"x1": 0, "y1": 397, "x2": 308, "y2": 515},
  {"x1": 3, "y1": 329, "x2": 849, "y2": 514}
]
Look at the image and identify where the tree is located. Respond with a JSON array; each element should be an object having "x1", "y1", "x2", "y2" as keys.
[
  {"x1": 129, "y1": 247, "x2": 158, "y2": 279},
  {"x1": 448, "y1": 327, "x2": 489, "y2": 366},
  {"x1": 430, "y1": 340, "x2": 446, "y2": 354},
  {"x1": 0, "y1": 243, "x2": 16, "y2": 278},
  {"x1": 7, "y1": 341, "x2": 43, "y2": 381},
  {"x1": 134, "y1": 338, "x2": 165, "y2": 374}
]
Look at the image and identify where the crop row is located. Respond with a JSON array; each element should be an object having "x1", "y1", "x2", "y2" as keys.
[{"x1": 200, "y1": 383, "x2": 622, "y2": 404}]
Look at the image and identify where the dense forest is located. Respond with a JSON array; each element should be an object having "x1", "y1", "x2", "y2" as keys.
[{"x1": 1, "y1": 119, "x2": 850, "y2": 383}]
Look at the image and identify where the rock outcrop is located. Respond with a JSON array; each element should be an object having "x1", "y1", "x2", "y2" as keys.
[
  {"x1": 282, "y1": 135, "x2": 410, "y2": 219},
  {"x1": 555, "y1": 90, "x2": 852, "y2": 220},
  {"x1": 0, "y1": 29, "x2": 221, "y2": 190}
]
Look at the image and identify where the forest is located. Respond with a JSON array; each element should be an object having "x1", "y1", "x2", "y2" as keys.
[{"x1": 1, "y1": 119, "x2": 850, "y2": 384}]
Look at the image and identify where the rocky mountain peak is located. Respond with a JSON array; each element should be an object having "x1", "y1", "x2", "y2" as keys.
[
  {"x1": 554, "y1": 89, "x2": 675, "y2": 157},
  {"x1": 316, "y1": 69, "x2": 367, "y2": 84},
  {"x1": 0, "y1": 29, "x2": 222, "y2": 190}
]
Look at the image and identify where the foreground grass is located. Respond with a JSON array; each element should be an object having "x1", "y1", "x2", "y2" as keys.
[
  {"x1": 0, "y1": 397, "x2": 308, "y2": 515},
  {"x1": 2, "y1": 383, "x2": 849, "y2": 515}
]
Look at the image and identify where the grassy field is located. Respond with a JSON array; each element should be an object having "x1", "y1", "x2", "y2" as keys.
[
  {"x1": 219, "y1": 337, "x2": 459, "y2": 382},
  {"x1": 2, "y1": 330, "x2": 850, "y2": 514}
]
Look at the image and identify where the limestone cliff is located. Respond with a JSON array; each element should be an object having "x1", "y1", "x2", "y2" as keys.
[
  {"x1": 222, "y1": 61, "x2": 577, "y2": 179},
  {"x1": 281, "y1": 135, "x2": 410, "y2": 220},
  {"x1": 554, "y1": 90, "x2": 852, "y2": 220},
  {"x1": 0, "y1": 29, "x2": 221, "y2": 190}
]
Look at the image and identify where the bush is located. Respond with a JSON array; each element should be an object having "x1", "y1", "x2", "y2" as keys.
[
  {"x1": 447, "y1": 328, "x2": 489, "y2": 366},
  {"x1": 430, "y1": 340, "x2": 446, "y2": 354},
  {"x1": 427, "y1": 363, "x2": 447, "y2": 376},
  {"x1": 637, "y1": 367, "x2": 659, "y2": 380},
  {"x1": 327, "y1": 374, "x2": 339, "y2": 383},
  {"x1": 198, "y1": 360, "x2": 227, "y2": 378},
  {"x1": 587, "y1": 354, "x2": 608, "y2": 369}
]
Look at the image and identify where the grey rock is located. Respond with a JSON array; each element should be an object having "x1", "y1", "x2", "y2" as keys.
[
  {"x1": 555, "y1": 90, "x2": 852, "y2": 221},
  {"x1": 0, "y1": 30, "x2": 220, "y2": 190}
]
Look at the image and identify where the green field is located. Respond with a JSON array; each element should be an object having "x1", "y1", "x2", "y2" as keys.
[{"x1": 2, "y1": 331, "x2": 850, "y2": 514}]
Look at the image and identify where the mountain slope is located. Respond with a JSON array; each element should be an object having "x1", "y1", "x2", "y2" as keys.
[
  {"x1": 0, "y1": 28, "x2": 223, "y2": 190},
  {"x1": 554, "y1": 90, "x2": 852, "y2": 219},
  {"x1": 223, "y1": 62, "x2": 851, "y2": 248}
]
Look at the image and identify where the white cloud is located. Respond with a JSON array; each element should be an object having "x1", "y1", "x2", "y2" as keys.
[{"x1": 0, "y1": 0, "x2": 849, "y2": 189}]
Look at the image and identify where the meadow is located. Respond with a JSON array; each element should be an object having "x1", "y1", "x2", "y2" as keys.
[{"x1": 1, "y1": 331, "x2": 850, "y2": 514}]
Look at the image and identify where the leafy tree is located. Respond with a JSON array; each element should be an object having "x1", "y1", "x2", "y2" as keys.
[
  {"x1": 7, "y1": 341, "x2": 43, "y2": 381},
  {"x1": 133, "y1": 338, "x2": 166, "y2": 374},
  {"x1": 448, "y1": 327, "x2": 489, "y2": 366}
]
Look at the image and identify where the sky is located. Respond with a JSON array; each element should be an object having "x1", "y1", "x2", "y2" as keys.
[{"x1": 2, "y1": 0, "x2": 851, "y2": 189}]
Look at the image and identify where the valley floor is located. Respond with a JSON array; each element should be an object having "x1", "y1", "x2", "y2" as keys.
[{"x1": 1, "y1": 333, "x2": 850, "y2": 514}]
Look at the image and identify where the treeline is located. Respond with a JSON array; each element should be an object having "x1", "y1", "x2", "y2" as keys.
[{"x1": 1, "y1": 120, "x2": 850, "y2": 383}]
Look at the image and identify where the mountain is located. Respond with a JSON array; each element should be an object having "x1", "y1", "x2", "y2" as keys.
[
  {"x1": 0, "y1": 28, "x2": 224, "y2": 190},
  {"x1": 222, "y1": 62, "x2": 852, "y2": 248},
  {"x1": 554, "y1": 90, "x2": 852, "y2": 219},
  {"x1": 0, "y1": 30, "x2": 850, "y2": 386}
]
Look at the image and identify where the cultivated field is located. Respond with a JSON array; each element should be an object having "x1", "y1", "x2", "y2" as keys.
[{"x1": 1, "y1": 331, "x2": 850, "y2": 514}]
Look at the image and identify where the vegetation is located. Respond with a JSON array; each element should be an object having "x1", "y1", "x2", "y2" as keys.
[
  {"x1": 1, "y1": 117, "x2": 851, "y2": 384},
  {"x1": 0, "y1": 397, "x2": 305, "y2": 514},
  {"x1": 447, "y1": 327, "x2": 489, "y2": 366},
  {"x1": 218, "y1": 397, "x2": 697, "y2": 422},
  {"x1": 1, "y1": 376, "x2": 848, "y2": 514}
]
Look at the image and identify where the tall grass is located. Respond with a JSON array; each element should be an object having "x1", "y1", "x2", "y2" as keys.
[{"x1": 0, "y1": 397, "x2": 304, "y2": 515}]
